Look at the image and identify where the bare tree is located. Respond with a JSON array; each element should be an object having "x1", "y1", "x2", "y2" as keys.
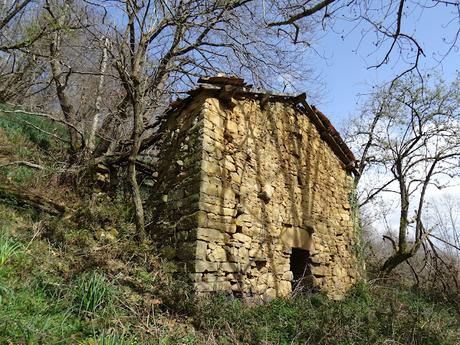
[
  {"x1": 348, "y1": 73, "x2": 460, "y2": 274},
  {"x1": 0, "y1": 1, "x2": 51, "y2": 103},
  {"x1": 429, "y1": 195, "x2": 460, "y2": 262},
  {"x1": 83, "y1": 0, "x2": 320, "y2": 240},
  {"x1": 0, "y1": 0, "x2": 33, "y2": 30},
  {"x1": 1, "y1": 0, "x2": 319, "y2": 240},
  {"x1": 267, "y1": 0, "x2": 460, "y2": 80}
]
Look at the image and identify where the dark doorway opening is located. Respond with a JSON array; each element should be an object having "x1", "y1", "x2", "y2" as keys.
[{"x1": 290, "y1": 248, "x2": 313, "y2": 292}]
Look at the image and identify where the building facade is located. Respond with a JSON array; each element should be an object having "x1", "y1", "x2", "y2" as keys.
[{"x1": 150, "y1": 77, "x2": 361, "y2": 300}]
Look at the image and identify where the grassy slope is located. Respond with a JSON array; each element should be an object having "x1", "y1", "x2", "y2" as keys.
[{"x1": 0, "y1": 110, "x2": 459, "y2": 345}]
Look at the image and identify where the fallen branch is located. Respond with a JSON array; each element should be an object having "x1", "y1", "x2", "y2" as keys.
[
  {"x1": 0, "y1": 181, "x2": 68, "y2": 216},
  {"x1": 0, "y1": 161, "x2": 44, "y2": 170}
]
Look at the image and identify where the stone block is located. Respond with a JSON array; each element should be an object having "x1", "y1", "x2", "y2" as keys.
[
  {"x1": 196, "y1": 240, "x2": 208, "y2": 260},
  {"x1": 201, "y1": 181, "x2": 223, "y2": 197},
  {"x1": 311, "y1": 265, "x2": 329, "y2": 277},
  {"x1": 194, "y1": 260, "x2": 218, "y2": 272},
  {"x1": 206, "y1": 111, "x2": 225, "y2": 127},
  {"x1": 230, "y1": 172, "x2": 241, "y2": 184},
  {"x1": 222, "y1": 187, "x2": 236, "y2": 201},
  {"x1": 207, "y1": 218, "x2": 237, "y2": 234},
  {"x1": 264, "y1": 288, "x2": 277, "y2": 301},
  {"x1": 224, "y1": 160, "x2": 236, "y2": 172},
  {"x1": 196, "y1": 228, "x2": 229, "y2": 242},
  {"x1": 225, "y1": 120, "x2": 238, "y2": 135},
  {"x1": 249, "y1": 245, "x2": 262, "y2": 258},
  {"x1": 220, "y1": 262, "x2": 240, "y2": 273},
  {"x1": 282, "y1": 271, "x2": 293, "y2": 281},
  {"x1": 201, "y1": 160, "x2": 222, "y2": 176},
  {"x1": 199, "y1": 202, "x2": 236, "y2": 216},
  {"x1": 176, "y1": 211, "x2": 207, "y2": 231},
  {"x1": 233, "y1": 233, "x2": 251, "y2": 243},
  {"x1": 280, "y1": 226, "x2": 313, "y2": 251},
  {"x1": 208, "y1": 246, "x2": 227, "y2": 262},
  {"x1": 194, "y1": 282, "x2": 212, "y2": 292},
  {"x1": 237, "y1": 247, "x2": 250, "y2": 261},
  {"x1": 189, "y1": 273, "x2": 202, "y2": 282},
  {"x1": 277, "y1": 280, "x2": 292, "y2": 296},
  {"x1": 203, "y1": 273, "x2": 217, "y2": 282}
]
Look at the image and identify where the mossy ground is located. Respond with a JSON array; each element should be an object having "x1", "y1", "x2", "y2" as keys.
[{"x1": 0, "y1": 109, "x2": 459, "y2": 344}]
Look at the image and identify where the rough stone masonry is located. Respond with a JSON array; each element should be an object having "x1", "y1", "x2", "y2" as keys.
[{"x1": 149, "y1": 76, "x2": 361, "y2": 301}]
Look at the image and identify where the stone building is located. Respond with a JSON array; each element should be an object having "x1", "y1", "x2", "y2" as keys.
[{"x1": 149, "y1": 76, "x2": 361, "y2": 300}]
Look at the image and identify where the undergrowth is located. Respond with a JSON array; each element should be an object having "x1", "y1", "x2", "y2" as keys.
[
  {"x1": 0, "y1": 199, "x2": 459, "y2": 344},
  {"x1": 192, "y1": 283, "x2": 459, "y2": 345}
]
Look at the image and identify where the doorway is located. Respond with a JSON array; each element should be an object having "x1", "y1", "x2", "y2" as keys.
[{"x1": 290, "y1": 248, "x2": 313, "y2": 292}]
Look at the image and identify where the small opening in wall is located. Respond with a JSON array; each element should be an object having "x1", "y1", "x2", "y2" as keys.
[
  {"x1": 236, "y1": 225, "x2": 242, "y2": 233},
  {"x1": 255, "y1": 260, "x2": 266, "y2": 270},
  {"x1": 290, "y1": 248, "x2": 313, "y2": 293},
  {"x1": 297, "y1": 175, "x2": 303, "y2": 186}
]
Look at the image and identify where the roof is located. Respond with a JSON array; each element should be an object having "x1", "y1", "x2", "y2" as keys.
[{"x1": 168, "y1": 76, "x2": 358, "y2": 175}]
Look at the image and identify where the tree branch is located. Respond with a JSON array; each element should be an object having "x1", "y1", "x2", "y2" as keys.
[{"x1": 268, "y1": 0, "x2": 336, "y2": 27}]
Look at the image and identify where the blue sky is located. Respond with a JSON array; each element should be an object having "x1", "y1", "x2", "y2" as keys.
[{"x1": 309, "y1": 3, "x2": 460, "y2": 130}]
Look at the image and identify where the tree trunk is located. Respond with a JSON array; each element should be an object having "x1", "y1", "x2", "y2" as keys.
[
  {"x1": 380, "y1": 250, "x2": 413, "y2": 276},
  {"x1": 128, "y1": 90, "x2": 146, "y2": 242},
  {"x1": 49, "y1": 31, "x2": 82, "y2": 154},
  {"x1": 87, "y1": 37, "x2": 109, "y2": 153}
]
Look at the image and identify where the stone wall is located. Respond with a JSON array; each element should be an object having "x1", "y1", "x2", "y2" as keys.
[
  {"x1": 149, "y1": 97, "x2": 205, "y2": 271},
  {"x1": 151, "y1": 90, "x2": 360, "y2": 300}
]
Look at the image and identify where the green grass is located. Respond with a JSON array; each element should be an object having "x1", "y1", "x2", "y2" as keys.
[
  {"x1": 74, "y1": 271, "x2": 114, "y2": 314},
  {"x1": 0, "y1": 165, "x2": 35, "y2": 184},
  {"x1": 0, "y1": 235, "x2": 21, "y2": 266},
  {"x1": 0, "y1": 217, "x2": 84, "y2": 343},
  {"x1": 0, "y1": 105, "x2": 69, "y2": 189},
  {"x1": 0, "y1": 234, "x2": 21, "y2": 305},
  {"x1": 81, "y1": 333, "x2": 138, "y2": 345},
  {"x1": 0, "y1": 278, "x2": 86, "y2": 344}
]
